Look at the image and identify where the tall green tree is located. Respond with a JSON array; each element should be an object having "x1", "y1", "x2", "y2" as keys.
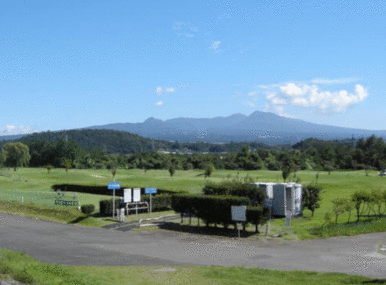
[
  {"x1": 204, "y1": 163, "x2": 214, "y2": 178},
  {"x1": 2, "y1": 142, "x2": 31, "y2": 171},
  {"x1": 302, "y1": 184, "x2": 322, "y2": 217}
]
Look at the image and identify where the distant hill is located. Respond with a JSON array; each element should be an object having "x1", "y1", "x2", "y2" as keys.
[
  {"x1": 0, "y1": 129, "x2": 169, "y2": 154},
  {"x1": 0, "y1": 128, "x2": 278, "y2": 154},
  {"x1": 87, "y1": 110, "x2": 386, "y2": 144},
  {"x1": 0, "y1": 134, "x2": 25, "y2": 142}
]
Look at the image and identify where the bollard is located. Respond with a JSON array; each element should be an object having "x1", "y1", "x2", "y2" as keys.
[{"x1": 21, "y1": 196, "x2": 23, "y2": 203}]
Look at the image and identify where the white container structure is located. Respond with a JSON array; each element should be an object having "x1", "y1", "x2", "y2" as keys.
[
  {"x1": 271, "y1": 183, "x2": 303, "y2": 217},
  {"x1": 254, "y1": 182, "x2": 303, "y2": 217},
  {"x1": 253, "y1": 183, "x2": 274, "y2": 208}
]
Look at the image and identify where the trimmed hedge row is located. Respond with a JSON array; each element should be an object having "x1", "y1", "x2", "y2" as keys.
[
  {"x1": 202, "y1": 181, "x2": 266, "y2": 207},
  {"x1": 99, "y1": 199, "x2": 121, "y2": 216},
  {"x1": 142, "y1": 194, "x2": 172, "y2": 211},
  {"x1": 52, "y1": 184, "x2": 188, "y2": 196},
  {"x1": 171, "y1": 194, "x2": 267, "y2": 232}
]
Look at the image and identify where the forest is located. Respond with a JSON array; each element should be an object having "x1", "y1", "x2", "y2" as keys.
[{"x1": 0, "y1": 129, "x2": 385, "y2": 173}]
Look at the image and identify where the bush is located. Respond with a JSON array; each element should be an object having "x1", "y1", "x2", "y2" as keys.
[
  {"x1": 142, "y1": 194, "x2": 172, "y2": 211},
  {"x1": 99, "y1": 199, "x2": 121, "y2": 216},
  {"x1": 202, "y1": 181, "x2": 266, "y2": 207},
  {"x1": 81, "y1": 204, "x2": 95, "y2": 215},
  {"x1": 171, "y1": 194, "x2": 250, "y2": 227},
  {"x1": 247, "y1": 206, "x2": 269, "y2": 233}
]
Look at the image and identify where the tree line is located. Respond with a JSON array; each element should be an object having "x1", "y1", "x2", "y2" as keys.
[{"x1": 1, "y1": 134, "x2": 386, "y2": 174}]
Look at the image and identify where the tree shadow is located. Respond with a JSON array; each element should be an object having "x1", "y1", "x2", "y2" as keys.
[
  {"x1": 69, "y1": 216, "x2": 89, "y2": 224},
  {"x1": 158, "y1": 221, "x2": 258, "y2": 238},
  {"x1": 362, "y1": 280, "x2": 386, "y2": 284}
]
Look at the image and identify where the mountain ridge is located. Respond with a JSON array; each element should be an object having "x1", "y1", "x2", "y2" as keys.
[{"x1": 1, "y1": 110, "x2": 385, "y2": 145}]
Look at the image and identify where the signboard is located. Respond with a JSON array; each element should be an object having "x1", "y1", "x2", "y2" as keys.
[
  {"x1": 231, "y1": 206, "x2": 247, "y2": 222},
  {"x1": 145, "y1": 187, "x2": 157, "y2": 194},
  {"x1": 124, "y1": 188, "x2": 132, "y2": 203},
  {"x1": 107, "y1": 182, "x2": 121, "y2": 189},
  {"x1": 133, "y1": 188, "x2": 141, "y2": 202}
]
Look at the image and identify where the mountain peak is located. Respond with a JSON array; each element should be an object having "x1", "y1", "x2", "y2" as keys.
[{"x1": 144, "y1": 117, "x2": 163, "y2": 123}]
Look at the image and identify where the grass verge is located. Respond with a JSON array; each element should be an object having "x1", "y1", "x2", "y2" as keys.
[{"x1": 0, "y1": 248, "x2": 385, "y2": 285}]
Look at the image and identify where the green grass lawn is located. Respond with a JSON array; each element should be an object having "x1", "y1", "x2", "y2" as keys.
[
  {"x1": 0, "y1": 248, "x2": 384, "y2": 285},
  {"x1": 1, "y1": 167, "x2": 386, "y2": 239}
]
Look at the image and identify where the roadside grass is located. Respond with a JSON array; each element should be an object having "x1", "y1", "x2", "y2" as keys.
[
  {"x1": 0, "y1": 248, "x2": 385, "y2": 285},
  {"x1": 1, "y1": 167, "x2": 386, "y2": 239}
]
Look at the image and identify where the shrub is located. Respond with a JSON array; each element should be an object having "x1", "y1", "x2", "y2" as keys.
[
  {"x1": 81, "y1": 204, "x2": 95, "y2": 215},
  {"x1": 99, "y1": 199, "x2": 121, "y2": 216},
  {"x1": 142, "y1": 194, "x2": 172, "y2": 211},
  {"x1": 171, "y1": 194, "x2": 250, "y2": 227},
  {"x1": 247, "y1": 206, "x2": 269, "y2": 233},
  {"x1": 202, "y1": 181, "x2": 266, "y2": 207}
]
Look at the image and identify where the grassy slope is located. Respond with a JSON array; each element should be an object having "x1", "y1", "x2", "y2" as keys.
[{"x1": 0, "y1": 248, "x2": 384, "y2": 285}]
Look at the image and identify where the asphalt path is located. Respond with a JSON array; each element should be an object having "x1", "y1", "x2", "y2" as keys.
[{"x1": 0, "y1": 213, "x2": 385, "y2": 279}]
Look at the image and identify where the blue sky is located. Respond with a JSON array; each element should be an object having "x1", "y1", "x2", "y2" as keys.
[{"x1": 1, "y1": 0, "x2": 385, "y2": 136}]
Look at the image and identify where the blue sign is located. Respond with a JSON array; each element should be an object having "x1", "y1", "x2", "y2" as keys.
[
  {"x1": 107, "y1": 182, "x2": 121, "y2": 189},
  {"x1": 145, "y1": 187, "x2": 157, "y2": 194}
]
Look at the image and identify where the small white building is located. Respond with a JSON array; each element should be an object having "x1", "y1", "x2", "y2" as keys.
[{"x1": 253, "y1": 182, "x2": 303, "y2": 217}]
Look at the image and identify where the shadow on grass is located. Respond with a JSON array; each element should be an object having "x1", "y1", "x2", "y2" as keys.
[
  {"x1": 69, "y1": 212, "x2": 112, "y2": 224},
  {"x1": 158, "y1": 221, "x2": 259, "y2": 238},
  {"x1": 69, "y1": 216, "x2": 89, "y2": 224},
  {"x1": 362, "y1": 280, "x2": 386, "y2": 284}
]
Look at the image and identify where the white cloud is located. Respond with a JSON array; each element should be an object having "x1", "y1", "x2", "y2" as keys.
[
  {"x1": 311, "y1": 78, "x2": 358, "y2": 84},
  {"x1": 156, "y1": 86, "x2": 176, "y2": 95},
  {"x1": 265, "y1": 83, "x2": 368, "y2": 114},
  {"x1": 156, "y1": 87, "x2": 163, "y2": 95},
  {"x1": 173, "y1": 22, "x2": 198, "y2": 38},
  {"x1": 156, "y1": 101, "x2": 164, "y2": 106},
  {"x1": 1, "y1": 125, "x2": 34, "y2": 135},
  {"x1": 209, "y1": 41, "x2": 221, "y2": 51},
  {"x1": 247, "y1": 92, "x2": 257, "y2": 97}
]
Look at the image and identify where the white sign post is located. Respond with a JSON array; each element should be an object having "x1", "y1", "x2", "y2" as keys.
[
  {"x1": 133, "y1": 188, "x2": 141, "y2": 215},
  {"x1": 231, "y1": 206, "x2": 247, "y2": 238},
  {"x1": 124, "y1": 188, "x2": 132, "y2": 203},
  {"x1": 285, "y1": 210, "x2": 292, "y2": 228}
]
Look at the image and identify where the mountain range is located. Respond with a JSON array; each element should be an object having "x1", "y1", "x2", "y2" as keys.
[
  {"x1": 1, "y1": 111, "x2": 385, "y2": 145},
  {"x1": 86, "y1": 111, "x2": 386, "y2": 144}
]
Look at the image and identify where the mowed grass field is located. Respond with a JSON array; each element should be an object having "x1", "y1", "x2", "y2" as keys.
[{"x1": 1, "y1": 167, "x2": 386, "y2": 238}]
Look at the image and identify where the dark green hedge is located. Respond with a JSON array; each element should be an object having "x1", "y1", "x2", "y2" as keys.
[
  {"x1": 247, "y1": 206, "x2": 269, "y2": 233},
  {"x1": 81, "y1": 204, "x2": 95, "y2": 215},
  {"x1": 171, "y1": 194, "x2": 251, "y2": 227},
  {"x1": 52, "y1": 184, "x2": 188, "y2": 197},
  {"x1": 202, "y1": 181, "x2": 266, "y2": 207},
  {"x1": 171, "y1": 194, "x2": 269, "y2": 232},
  {"x1": 99, "y1": 199, "x2": 121, "y2": 216},
  {"x1": 142, "y1": 194, "x2": 172, "y2": 211}
]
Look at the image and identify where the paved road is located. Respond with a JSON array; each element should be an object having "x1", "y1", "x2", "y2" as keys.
[{"x1": 0, "y1": 213, "x2": 385, "y2": 279}]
